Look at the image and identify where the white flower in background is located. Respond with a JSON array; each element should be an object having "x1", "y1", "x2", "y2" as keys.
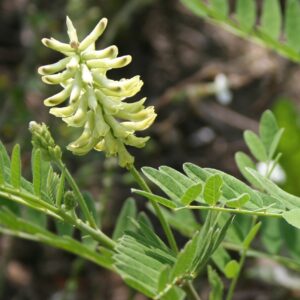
[
  {"x1": 214, "y1": 73, "x2": 232, "y2": 105},
  {"x1": 256, "y1": 161, "x2": 286, "y2": 184},
  {"x1": 38, "y1": 17, "x2": 156, "y2": 168}
]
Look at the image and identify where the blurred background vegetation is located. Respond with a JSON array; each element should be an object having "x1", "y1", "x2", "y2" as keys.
[{"x1": 1, "y1": 0, "x2": 300, "y2": 299}]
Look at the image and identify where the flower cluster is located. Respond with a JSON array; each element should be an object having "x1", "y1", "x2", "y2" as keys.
[
  {"x1": 38, "y1": 17, "x2": 156, "y2": 167},
  {"x1": 29, "y1": 121, "x2": 62, "y2": 161}
]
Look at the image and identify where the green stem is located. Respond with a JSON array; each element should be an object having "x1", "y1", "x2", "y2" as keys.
[
  {"x1": 129, "y1": 165, "x2": 178, "y2": 253},
  {"x1": 56, "y1": 160, "x2": 98, "y2": 229},
  {"x1": 0, "y1": 186, "x2": 116, "y2": 250},
  {"x1": 184, "y1": 205, "x2": 282, "y2": 218},
  {"x1": 223, "y1": 242, "x2": 300, "y2": 271},
  {"x1": 183, "y1": 282, "x2": 202, "y2": 300},
  {"x1": 225, "y1": 217, "x2": 258, "y2": 300},
  {"x1": 225, "y1": 249, "x2": 247, "y2": 300},
  {"x1": 59, "y1": 210, "x2": 116, "y2": 249}
]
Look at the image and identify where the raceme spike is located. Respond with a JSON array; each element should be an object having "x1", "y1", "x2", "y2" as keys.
[{"x1": 39, "y1": 17, "x2": 156, "y2": 168}]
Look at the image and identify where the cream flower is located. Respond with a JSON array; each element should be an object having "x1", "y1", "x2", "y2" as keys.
[{"x1": 39, "y1": 17, "x2": 156, "y2": 167}]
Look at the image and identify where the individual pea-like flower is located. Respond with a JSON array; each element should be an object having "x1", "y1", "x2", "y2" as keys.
[{"x1": 38, "y1": 17, "x2": 156, "y2": 168}]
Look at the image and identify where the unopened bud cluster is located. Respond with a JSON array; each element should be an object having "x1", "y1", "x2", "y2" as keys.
[
  {"x1": 39, "y1": 17, "x2": 156, "y2": 167},
  {"x1": 29, "y1": 121, "x2": 62, "y2": 161},
  {"x1": 63, "y1": 191, "x2": 78, "y2": 211}
]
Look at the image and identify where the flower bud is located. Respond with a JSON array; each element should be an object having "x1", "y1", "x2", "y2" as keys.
[
  {"x1": 66, "y1": 16, "x2": 79, "y2": 49},
  {"x1": 78, "y1": 18, "x2": 107, "y2": 51},
  {"x1": 63, "y1": 191, "x2": 78, "y2": 211},
  {"x1": 29, "y1": 121, "x2": 62, "y2": 161}
]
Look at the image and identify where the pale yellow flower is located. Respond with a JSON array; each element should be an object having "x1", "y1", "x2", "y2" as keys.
[{"x1": 39, "y1": 17, "x2": 156, "y2": 167}]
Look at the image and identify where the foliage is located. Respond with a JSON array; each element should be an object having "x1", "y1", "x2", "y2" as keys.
[{"x1": 180, "y1": 0, "x2": 300, "y2": 63}]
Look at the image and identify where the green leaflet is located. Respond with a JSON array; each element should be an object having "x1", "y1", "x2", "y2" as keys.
[
  {"x1": 257, "y1": 110, "x2": 284, "y2": 161},
  {"x1": 11, "y1": 144, "x2": 21, "y2": 189},
  {"x1": 46, "y1": 167, "x2": 59, "y2": 203},
  {"x1": 212, "y1": 247, "x2": 231, "y2": 273},
  {"x1": 246, "y1": 168, "x2": 300, "y2": 210},
  {"x1": 243, "y1": 222, "x2": 261, "y2": 249},
  {"x1": 180, "y1": 183, "x2": 202, "y2": 206},
  {"x1": 55, "y1": 172, "x2": 65, "y2": 207},
  {"x1": 261, "y1": 218, "x2": 283, "y2": 254},
  {"x1": 261, "y1": 0, "x2": 281, "y2": 39},
  {"x1": 0, "y1": 141, "x2": 10, "y2": 168},
  {"x1": 268, "y1": 128, "x2": 284, "y2": 160},
  {"x1": 224, "y1": 260, "x2": 240, "y2": 279},
  {"x1": 226, "y1": 193, "x2": 250, "y2": 209},
  {"x1": 203, "y1": 174, "x2": 223, "y2": 206},
  {"x1": 32, "y1": 149, "x2": 42, "y2": 197},
  {"x1": 244, "y1": 130, "x2": 268, "y2": 162},
  {"x1": 159, "y1": 166, "x2": 195, "y2": 189},
  {"x1": 208, "y1": 266, "x2": 223, "y2": 300},
  {"x1": 0, "y1": 154, "x2": 5, "y2": 185},
  {"x1": 282, "y1": 209, "x2": 300, "y2": 230},
  {"x1": 180, "y1": 0, "x2": 207, "y2": 17},
  {"x1": 142, "y1": 167, "x2": 184, "y2": 201},
  {"x1": 183, "y1": 162, "x2": 210, "y2": 183},
  {"x1": 211, "y1": 0, "x2": 228, "y2": 17},
  {"x1": 234, "y1": 151, "x2": 258, "y2": 187},
  {"x1": 259, "y1": 110, "x2": 279, "y2": 156},
  {"x1": 133, "y1": 189, "x2": 178, "y2": 209},
  {"x1": 170, "y1": 231, "x2": 200, "y2": 281},
  {"x1": 285, "y1": 0, "x2": 300, "y2": 50},
  {"x1": 236, "y1": 0, "x2": 256, "y2": 30},
  {"x1": 112, "y1": 197, "x2": 137, "y2": 240},
  {"x1": 158, "y1": 266, "x2": 171, "y2": 292},
  {"x1": 82, "y1": 192, "x2": 100, "y2": 226}
]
